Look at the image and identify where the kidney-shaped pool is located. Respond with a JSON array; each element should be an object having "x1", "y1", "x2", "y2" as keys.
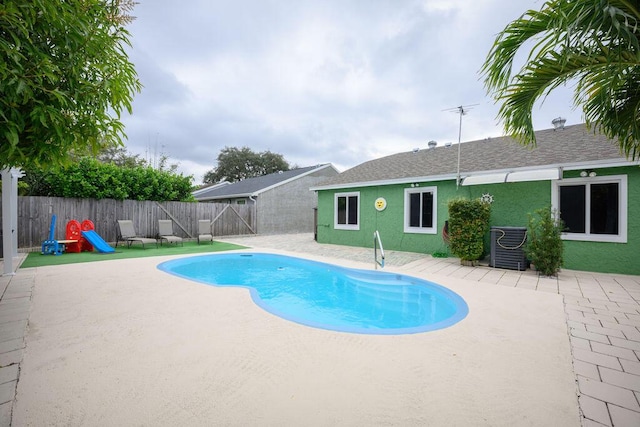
[{"x1": 158, "y1": 253, "x2": 468, "y2": 335}]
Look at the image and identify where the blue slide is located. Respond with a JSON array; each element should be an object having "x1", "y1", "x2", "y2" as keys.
[{"x1": 81, "y1": 230, "x2": 115, "y2": 253}]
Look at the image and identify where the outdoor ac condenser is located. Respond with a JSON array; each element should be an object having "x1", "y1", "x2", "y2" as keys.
[{"x1": 490, "y1": 226, "x2": 528, "y2": 271}]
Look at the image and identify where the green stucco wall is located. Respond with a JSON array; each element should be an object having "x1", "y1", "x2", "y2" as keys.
[
  {"x1": 559, "y1": 167, "x2": 640, "y2": 275},
  {"x1": 317, "y1": 166, "x2": 639, "y2": 275}
]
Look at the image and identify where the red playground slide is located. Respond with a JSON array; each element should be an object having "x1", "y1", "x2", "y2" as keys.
[{"x1": 81, "y1": 220, "x2": 95, "y2": 252}]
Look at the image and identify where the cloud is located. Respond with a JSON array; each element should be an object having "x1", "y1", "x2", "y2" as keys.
[{"x1": 121, "y1": 0, "x2": 583, "y2": 184}]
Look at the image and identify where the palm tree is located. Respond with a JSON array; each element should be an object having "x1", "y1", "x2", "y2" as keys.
[{"x1": 481, "y1": 0, "x2": 640, "y2": 160}]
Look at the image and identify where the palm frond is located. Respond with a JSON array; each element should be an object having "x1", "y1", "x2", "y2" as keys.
[{"x1": 481, "y1": 0, "x2": 640, "y2": 158}]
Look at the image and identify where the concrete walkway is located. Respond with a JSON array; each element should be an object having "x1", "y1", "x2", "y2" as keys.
[
  {"x1": 1, "y1": 234, "x2": 639, "y2": 426},
  {"x1": 0, "y1": 253, "x2": 31, "y2": 426}
]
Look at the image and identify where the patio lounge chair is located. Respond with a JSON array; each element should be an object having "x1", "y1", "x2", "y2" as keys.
[
  {"x1": 116, "y1": 220, "x2": 158, "y2": 249},
  {"x1": 158, "y1": 219, "x2": 183, "y2": 246},
  {"x1": 198, "y1": 220, "x2": 213, "y2": 244}
]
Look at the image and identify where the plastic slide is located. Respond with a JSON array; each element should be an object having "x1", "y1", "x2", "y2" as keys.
[
  {"x1": 81, "y1": 230, "x2": 115, "y2": 253},
  {"x1": 80, "y1": 219, "x2": 95, "y2": 252}
]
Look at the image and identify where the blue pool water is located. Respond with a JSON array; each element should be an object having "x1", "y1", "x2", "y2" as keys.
[{"x1": 157, "y1": 253, "x2": 468, "y2": 335}]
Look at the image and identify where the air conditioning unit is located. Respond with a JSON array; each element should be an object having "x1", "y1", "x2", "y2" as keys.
[{"x1": 490, "y1": 226, "x2": 528, "y2": 271}]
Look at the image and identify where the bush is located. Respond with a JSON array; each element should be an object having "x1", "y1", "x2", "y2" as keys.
[
  {"x1": 448, "y1": 198, "x2": 491, "y2": 263},
  {"x1": 22, "y1": 157, "x2": 195, "y2": 201},
  {"x1": 526, "y1": 206, "x2": 564, "y2": 276}
]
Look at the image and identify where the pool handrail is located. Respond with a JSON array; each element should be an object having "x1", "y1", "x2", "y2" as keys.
[{"x1": 374, "y1": 230, "x2": 385, "y2": 269}]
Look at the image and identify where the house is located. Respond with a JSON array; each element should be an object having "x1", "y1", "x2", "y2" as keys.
[
  {"x1": 194, "y1": 164, "x2": 339, "y2": 235},
  {"x1": 191, "y1": 181, "x2": 231, "y2": 199},
  {"x1": 311, "y1": 124, "x2": 640, "y2": 275}
]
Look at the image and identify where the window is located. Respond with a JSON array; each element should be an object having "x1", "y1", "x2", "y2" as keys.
[
  {"x1": 334, "y1": 192, "x2": 360, "y2": 230},
  {"x1": 404, "y1": 187, "x2": 437, "y2": 234},
  {"x1": 553, "y1": 175, "x2": 627, "y2": 243}
]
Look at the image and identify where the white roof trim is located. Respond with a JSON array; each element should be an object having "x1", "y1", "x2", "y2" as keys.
[
  {"x1": 560, "y1": 158, "x2": 639, "y2": 170},
  {"x1": 311, "y1": 173, "x2": 460, "y2": 191}
]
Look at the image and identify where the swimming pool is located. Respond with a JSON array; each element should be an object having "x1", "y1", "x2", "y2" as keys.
[{"x1": 158, "y1": 253, "x2": 468, "y2": 335}]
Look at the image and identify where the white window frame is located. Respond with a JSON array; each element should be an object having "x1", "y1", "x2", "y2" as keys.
[
  {"x1": 552, "y1": 174, "x2": 627, "y2": 243},
  {"x1": 403, "y1": 186, "x2": 437, "y2": 234},
  {"x1": 334, "y1": 191, "x2": 360, "y2": 230}
]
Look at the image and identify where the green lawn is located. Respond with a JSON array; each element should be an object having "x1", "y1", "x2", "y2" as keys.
[{"x1": 20, "y1": 240, "x2": 247, "y2": 268}]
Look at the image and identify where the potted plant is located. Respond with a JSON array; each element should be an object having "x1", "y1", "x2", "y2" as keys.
[
  {"x1": 447, "y1": 198, "x2": 491, "y2": 266},
  {"x1": 525, "y1": 206, "x2": 564, "y2": 276}
]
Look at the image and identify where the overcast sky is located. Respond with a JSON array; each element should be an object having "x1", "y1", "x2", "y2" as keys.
[{"x1": 121, "y1": 0, "x2": 582, "y2": 184}]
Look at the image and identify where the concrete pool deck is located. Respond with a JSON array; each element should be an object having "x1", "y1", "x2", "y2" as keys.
[{"x1": 1, "y1": 233, "x2": 639, "y2": 426}]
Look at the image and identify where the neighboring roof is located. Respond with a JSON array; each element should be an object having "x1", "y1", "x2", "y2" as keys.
[
  {"x1": 313, "y1": 124, "x2": 637, "y2": 190},
  {"x1": 194, "y1": 163, "x2": 337, "y2": 200},
  {"x1": 191, "y1": 181, "x2": 230, "y2": 197}
]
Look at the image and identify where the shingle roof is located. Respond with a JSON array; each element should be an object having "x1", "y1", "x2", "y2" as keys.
[
  {"x1": 194, "y1": 164, "x2": 332, "y2": 200},
  {"x1": 314, "y1": 124, "x2": 633, "y2": 189}
]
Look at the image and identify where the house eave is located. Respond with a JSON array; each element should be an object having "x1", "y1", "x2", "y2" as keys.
[
  {"x1": 311, "y1": 158, "x2": 638, "y2": 191},
  {"x1": 257, "y1": 164, "x2": 337, "y2": 195},
  {"x1": 559, "y1": 158, "x2": 639, "y2": 171},
  {"x1": 311, "y1": 174, "x2": 459, "y2": 191}
]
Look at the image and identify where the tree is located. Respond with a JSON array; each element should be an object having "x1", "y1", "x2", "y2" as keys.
[
  {"x1": 97, "y1": 145, "x2": 147, "y2": 168},
  {"x1": 204, "y1": 146, "x2": 291, "y2": 184},
  {"x1": 97, "y1": 145, "x2": 180, "y2": 172},
  {"x1": 481, "y1": 0, "x2": 640, "y2": 159},
  {"x1": 21, "y1": 157, "x2": 195, "y2": 202},
  {"x1": 0, "y1": 0, "x2": 141, "y2": 170},
  {"x1": 526, "y1": 206, "x2": 564, "y2": 277}
]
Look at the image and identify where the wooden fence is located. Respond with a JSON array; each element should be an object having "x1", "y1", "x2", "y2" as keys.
[{"x1": 3, "y1": 196, "x2": 256, "y2": 249}]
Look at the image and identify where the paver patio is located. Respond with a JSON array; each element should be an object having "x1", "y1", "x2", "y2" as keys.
[{"x1": 1, "y1": 233, "x2": 639, "y2": 426}]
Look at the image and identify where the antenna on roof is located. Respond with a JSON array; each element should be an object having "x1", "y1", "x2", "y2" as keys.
[{"x1": 443, "y1": 104, "x2": 478, "y2": 188}]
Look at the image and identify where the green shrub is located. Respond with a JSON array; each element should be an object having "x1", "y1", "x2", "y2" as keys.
[
  {"x1": 448, "y1": 198, "x2": 491, "y2": 262},
  {"x1": 22, "y1": 157, "x2": 195, "y2": 201},
  {"x1": 526, "y1": 206, "x2": 564, "y2": 276}
]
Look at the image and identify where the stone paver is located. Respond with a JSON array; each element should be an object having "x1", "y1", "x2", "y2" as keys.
[
  {"x1": 216, "y1": 234, "x2": 640, "y2": 427},
  {"x1": 609, "y1": 404, "x2": 640, "y2": 427},
  {"x1": 3, "y1": 234, "x2": 640, "y2": 426}
]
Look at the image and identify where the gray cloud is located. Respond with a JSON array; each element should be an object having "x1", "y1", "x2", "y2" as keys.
[{"x1": 121, "y1": 0, "x2": 583, "y2": 183}]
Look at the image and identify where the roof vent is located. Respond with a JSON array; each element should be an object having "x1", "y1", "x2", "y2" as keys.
[
  {"x1": 445, "y1": 141, "x2": 452, "y2": 147},
  {"x1": 552, "y1": 117, "x2": 566, "y2": 130},
  {"x1": 427, "y1": 140, "x2": 437, "y2": 149},
  {"x1": 412, "y1": 147, "x2": 419, "y2": 153}
]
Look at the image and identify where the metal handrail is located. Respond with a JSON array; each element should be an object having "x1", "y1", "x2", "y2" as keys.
[{"x1": 374, "y1": 230, "x2": 385, "y2": 269}]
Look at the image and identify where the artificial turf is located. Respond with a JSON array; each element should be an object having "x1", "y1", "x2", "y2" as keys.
[{"x1": 20, "y1": 240, "x2": 248, "y2": 268}]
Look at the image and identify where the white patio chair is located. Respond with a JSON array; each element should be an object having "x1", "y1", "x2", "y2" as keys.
[
  {"x1": 116, "y1": 220, "x2": 158, "y2": 249},
  {"x1": 197, "y1": 220, "x2": 213, "y2": 244},
  {"x1": 158, "y1": 219, "x2": 183, "y2": 246}
]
